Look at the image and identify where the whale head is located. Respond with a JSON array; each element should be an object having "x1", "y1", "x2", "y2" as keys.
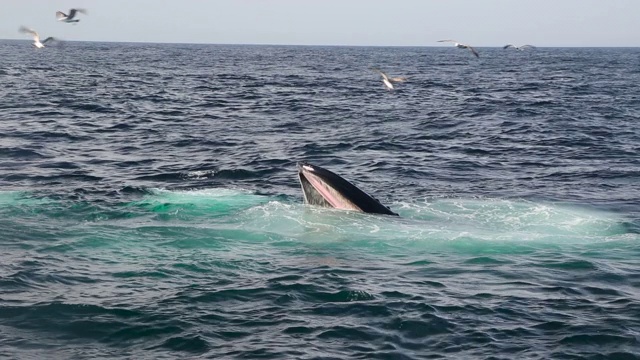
[{"x1": 297, "y1": 162, "x2": 398, "y2": 216}]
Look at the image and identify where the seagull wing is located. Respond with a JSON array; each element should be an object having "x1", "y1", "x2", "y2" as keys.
[
  {"x1": 503, "y1": 44, "x2": 515, "y2": 49},
  {"x1": 467, "y1": 45, "x2": 480, "y2": 58},
  {"x1": 371, "y1": 68, "x2": 389, "y2": 81},
  {"x1": 19, "y1": 26, "x2": 39, "y2": 41},
  {"x1": 56, "y1": 11, "x2": 67, "y2": 20},
  {"x1": 437, "y1": 39, "x2": 457, "y2": 43},
  {"x1": 69, "y1": 8, "x2": 87, "y2": 19},
  {"x1": 520, "y1": 44, "x2": 535, "y2": 49},
  {"x1": 42, "y1": 37, "x2": 56, "y2": 44}
]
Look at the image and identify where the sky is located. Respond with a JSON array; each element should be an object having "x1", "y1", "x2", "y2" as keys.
[{"x1": 2, "y1": 0, "x2": 639, "y2": 47}]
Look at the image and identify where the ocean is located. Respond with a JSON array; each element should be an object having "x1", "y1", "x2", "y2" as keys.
[{"x1": 0, "y1": 40, "x2": 639, "y2": 359}]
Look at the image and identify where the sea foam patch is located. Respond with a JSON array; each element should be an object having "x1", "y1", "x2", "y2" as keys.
[
  {"x1": 393, "y1": 198, "x2": 629, "y2": 242},
  {"x1": 234, "y1": 197, "x2": 633, "y2": 246},
  {"x1": 120, "y1": 191, "x2": 633, "y2": 246}
]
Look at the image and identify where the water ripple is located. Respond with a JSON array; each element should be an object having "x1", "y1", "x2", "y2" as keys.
[{"x1": 0, "y1": 43, "x2": 639, "y2": 358}]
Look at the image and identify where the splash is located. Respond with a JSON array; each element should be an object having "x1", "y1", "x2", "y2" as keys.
[{"x1": 120, "y1": 188, "x2": 633, "y2": 246}]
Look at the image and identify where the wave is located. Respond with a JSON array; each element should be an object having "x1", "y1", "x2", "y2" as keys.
[{"x1": 0, "y1": 191, "x2": 52, "y2": 207}]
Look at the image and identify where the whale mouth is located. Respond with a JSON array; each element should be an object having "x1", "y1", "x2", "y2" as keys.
[
  {"x1": 296, "y1": 162, "x2": 398, "y2": 216},
  {"x1": 297, "y1": 162, "x2": 362, "y2": 212}
]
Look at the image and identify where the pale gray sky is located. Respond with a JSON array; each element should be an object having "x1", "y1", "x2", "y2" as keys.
[{"x1": 2, "y1": 0, "x2": 638, "y2": 46}]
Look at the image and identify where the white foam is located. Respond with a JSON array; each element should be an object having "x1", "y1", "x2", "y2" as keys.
[
  {"x1": 125, "y1": 190, "x2": 634, "y2": 245},
  {"x1": 233, "y1": 197, "x2": 633, "y2": 245},
  {"x1": 184, "y1": 170, "x2": 216, "y2": 179},
  {"x1": 392, "y1": 198, "x2": 628, "y2": 242}
]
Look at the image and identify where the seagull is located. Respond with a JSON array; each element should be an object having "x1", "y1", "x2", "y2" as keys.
[
  {"x1": 503, "y1": 44, "x2": 536, "y2": 51},
  {"x1": 56, "y1": 8, "x2": 87, "y2": 23},
  {"x1": 18, "y1": 26, "x2": 56, "y2": 48},
  {"x1": 437, "y1": 39, "x2": 479, "y2": 58},
  {"x1": 371, "y1": 68, "x2": 408, "y2": 90}
]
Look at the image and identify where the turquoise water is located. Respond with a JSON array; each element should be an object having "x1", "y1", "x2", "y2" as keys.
[{"x1": 2, "y1": 189, "x2": 638, "y2": 357}]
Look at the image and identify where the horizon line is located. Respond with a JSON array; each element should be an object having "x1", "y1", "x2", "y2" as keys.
[{"x1": 2, "y1": 38, "x2": 639, "y2": 48}]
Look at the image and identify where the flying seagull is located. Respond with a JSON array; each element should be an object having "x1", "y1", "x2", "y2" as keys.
[
  {"x1": 56, "y1": 8, "x2": 87, "y2": 23},
  {"x1": 18, "y1": 26, "x2": 56, "y2": 48},
  {"x1": 503, "y1": 44, "x2": 536, "y2": 51},
  {"x1": 437, "y1": 39, "x2": 479, "y2": 58},
  {"x1": 371, "y1": 68, "x2": 408, "y2": 90}
]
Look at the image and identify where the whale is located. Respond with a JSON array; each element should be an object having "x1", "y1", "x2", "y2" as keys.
[{"x1": 297, "y1": 162, "x2": 398, "y2": 216}]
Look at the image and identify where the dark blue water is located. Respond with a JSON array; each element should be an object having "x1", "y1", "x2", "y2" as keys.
[{"x1": 1, "y1": 40, "x2": 639, "y2": 359}]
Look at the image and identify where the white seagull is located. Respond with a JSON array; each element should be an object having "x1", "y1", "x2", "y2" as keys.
[
  {"x1": 371, "y1": 68, "x2": 408, "y2": 90},
  {"x1": 18, "y1": 26, "x2": 56, "y2": 48},
  {"x1": 437, "y1": 39, "x2": 480, "y2": 58},
  {"x1": 56, "y1": 8, "x2": 87, "y2": 23},
  {"x1": 503, "y1": 44, "x2": 536, "y2": 51}
]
